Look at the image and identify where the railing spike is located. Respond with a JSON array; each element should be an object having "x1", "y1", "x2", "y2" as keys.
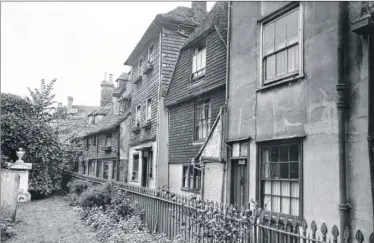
[
  {"x1": 311, "y1": 220, "x2": 318, "y2": 232},
  {"x1": 355, "y1": 230, "x2": 364, "y2": 243},
  {"x1": 369, "y1": 233, "x2": 374, "y2": 243},
  {"x1": 301, "y1": 219, "x2": 308, "y2": 230},
  {"x1": 331, "y1": 225, "x2": 339, "y2": 239}
]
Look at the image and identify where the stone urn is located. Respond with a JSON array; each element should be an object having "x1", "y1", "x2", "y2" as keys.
[{"x1": 15, "y1": 148, "x2": 25, "y2": 164}]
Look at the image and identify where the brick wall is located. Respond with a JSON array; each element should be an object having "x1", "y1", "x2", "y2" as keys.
[{"x1": 168, "y1": 86, "x2": 225, "y2": 164}]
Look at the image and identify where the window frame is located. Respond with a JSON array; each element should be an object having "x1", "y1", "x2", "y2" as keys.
[
  {"x1": 136, "y1": 105, "x2": 141, "y2": 125},
  {"x1": 103, "y1": 161, "x2": 109, "y2": 179},
  {"x1": 105, "y1": 132, "x2": 112, "y2": 147},
  {"x1": 259, "y1": 2, "x2": 304, "y2": 87},
  {"x1": 194, "y1": 96, "x2": 211, "y2": 142},
  {"x1": 258, "y1": 138, "x2": 303, "y2": 219},
  {"x1": 181, "y1": 164, "x2": 202, "y2": 192},
  {"x1": 146, "y1": 98, "x2": 152, "y2": 121},
  {"x1": 138, "y1": 58, "x2": 143, "y2": 77},
  {"x1": 148, "y1": 43, "x2": 154, "y2": 61},
  {"x1": 132, "y1": 153, "x2": 139, "y2": 182},
  {"x1": 191, "y1": 40, "x2": 207, "y2": 83}
]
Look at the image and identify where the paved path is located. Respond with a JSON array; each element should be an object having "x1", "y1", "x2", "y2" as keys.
[{"x1": 6, "y1": 196, "x2": 98, "y2": 243}]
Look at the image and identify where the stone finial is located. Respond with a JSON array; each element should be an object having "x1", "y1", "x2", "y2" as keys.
[{"x1": 15, "y1": 148, "x2": 25, "y2": 164}]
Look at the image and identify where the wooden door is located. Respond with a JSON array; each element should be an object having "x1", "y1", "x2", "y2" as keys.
[
  {"x1": 231, "y1": 160, "x2": 248, "y2": 208},
  {"x1": 141, "y1": 157, "x2": 148, "y2": 187}
]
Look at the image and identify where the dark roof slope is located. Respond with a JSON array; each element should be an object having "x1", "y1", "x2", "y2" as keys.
[
  {"x1": 182, "y1": 1, "x2": 228, "y2": 50},
  {"x1": 116, "y1": 72, "x2": 129, "y2": 81},
  {"x1": 158, "y1": 6, "x2": 195, "y2": 25},
  {"x1": 85, "y1": 111, "x2": 131, "y2": 136}
]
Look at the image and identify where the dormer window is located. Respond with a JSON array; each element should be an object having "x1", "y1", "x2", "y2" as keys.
[{"x1": 191, "y1": 40, "x2": 206, "y2": 82}]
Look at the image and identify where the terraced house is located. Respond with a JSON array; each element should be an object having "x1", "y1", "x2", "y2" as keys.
[
  {"x1": 124, "y1": 3, "x2": 206, "y2": 189},
  {"x1": 165, "y1": 1, "x2": 228, "y2": 202},
  {"x1": 80, "y1": 72, "x2": 132, "y2": 182},
  {"x1": 226, "y1": 1, "x2": 373, "y2": 240}
]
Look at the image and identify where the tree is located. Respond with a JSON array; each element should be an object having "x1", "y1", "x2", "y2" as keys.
[{"x1": 1, "y1": 92, "x2": 64, "y2": 196}]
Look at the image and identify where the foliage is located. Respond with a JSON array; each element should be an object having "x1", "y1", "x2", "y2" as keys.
[
  {"x1": 26, "y1": 78, "x2": 59, "y2": 123},
  {"x1": 0, "y1": 216, "x2": 16, "y2": 241},
  {"x1": 79, "y1": 183, "x2": 112, "y2": 209},
  {"x1": 1, "y1": 92, "x2": 64, "y2": 196},
  {"x1": 67, "y1": 180, "x2": 91, "y2": 195}
]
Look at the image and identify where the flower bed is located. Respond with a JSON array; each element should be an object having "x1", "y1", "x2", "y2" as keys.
[{"x1": 65, "y1": 181, "x2": 187, "y2": 243}]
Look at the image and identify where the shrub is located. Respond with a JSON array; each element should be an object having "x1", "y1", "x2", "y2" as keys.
[
  {"x1": 80, "y1": 183, "x2": 112, "y2": 209},
  {"x1": 107, "y1": 187, "x2": 138, "y2": 221},
  {"x1": 0, "y1": 216, "x2": 16, "y2": 241},
  {"x1": 67, "y1": 180, "x2": 91, "y2": 195}
]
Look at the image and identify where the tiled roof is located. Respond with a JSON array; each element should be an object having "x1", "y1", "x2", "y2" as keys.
[
  {"x1": 71, "y1": 105, "x2": 99, "y2": 114},
  {"x1": 117, "y1": 72, "x2": 129, "y2": 81},
  {"x1": 182, "y1": 2, "x2": 228, "y2": 50},
  {"x1": 88, "y1": 103, "x2": 112, "y2": 116},
  {"x1": 158, "y1": 6, "x2": 195, "y2": 25},
  {"x1": 85, "y1": 111, "x2": 131, "y2": 136},
  {"x1": 112, "y1": 86, "x2": 126, "y2": 97}
]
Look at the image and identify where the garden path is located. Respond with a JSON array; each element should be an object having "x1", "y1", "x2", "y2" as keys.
[{"x1": 6, "y1": 195, "x2": 98, "y2": 243}]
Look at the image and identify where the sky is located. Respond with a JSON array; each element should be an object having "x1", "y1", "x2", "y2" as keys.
[{"x1": 1, "y1": 2, "x2": 215, "y2": 107}]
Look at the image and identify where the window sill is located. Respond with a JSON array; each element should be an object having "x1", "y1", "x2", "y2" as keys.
[
  {"x1": 257, "y1": 73, "x2": 305, "y2": 92},
  {"x1": 262, "y1": 211, "x2": 302, "y2": 225},
  {"x1": 192, "y1": 141, "x2": 205, "y2": 146},
  {"x1": 181, "y1": 188, "x2": 201, "y2": 193}
]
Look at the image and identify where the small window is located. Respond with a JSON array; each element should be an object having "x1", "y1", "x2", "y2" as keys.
[
  {"x1": 105, "y1": 133, "x2": 112, "y2": 146},
  {"x1": 93, "y1": 136, "x2": 96, "y2": 146},
  {"x1": 191, "y1": 41, "x2": 206, "y2": 82},
  {"x1": 96, "y1": 161, "x2": 102, "y2": 178},
  {"x1": 261, "y1": 6, "x2": 302, "y2": 85},
  {"x1": 112, "y1": 161, "x2": 118, "y2": 180},
  {"x1": 232, "y1": 141, "x2": 248, "y2": 157},
  {"x1": 132, "y1": 154, "x2": 139, "y2": 181},
  {"x1": 88, "y1": 160, "x2": 96, "y2": 175},
  {"x1": 194, "y1": 96, "x2": 211, "y2": 141},
  {"x1": 260, "y1": 140, "x2": 302, "y2": 216},
  {"x1": 136, "y1": 105, "x2": 141, "y2": 125},
  {"x1": 103, "y1": 161, "x2": 109, "y2": 179},
  {"x1": 148, "y1": 44, "x2": 154, "y2": 61},
  {"x1": 138, "y1": 58, "x2": 143, "y2": 77},
  {"x1": 146, "y1": 98, "x2": 152, "y2": 121},
  {"x1": 182, "y1": 164, "x2": 201, "y2": 191},
  {"x1": 86, "y1": 137, "x2": 90, "y2": 148}
]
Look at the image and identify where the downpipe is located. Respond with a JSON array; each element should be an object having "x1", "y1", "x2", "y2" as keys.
[{"x1": 337, "y1": 2, "x2": 351, "y2": 240}]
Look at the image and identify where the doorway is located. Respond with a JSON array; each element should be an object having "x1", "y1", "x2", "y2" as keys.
[
  {"x1": 230, "y1": 159, "x2": 249, "y2": 209},
  {"x1": 141, "y1": 156, "x2": 148, "y2": 187}
]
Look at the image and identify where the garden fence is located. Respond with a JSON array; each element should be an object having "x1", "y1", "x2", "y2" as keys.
[{"x1": 66, "y1": 172, "x2": 374, "y2": 243}]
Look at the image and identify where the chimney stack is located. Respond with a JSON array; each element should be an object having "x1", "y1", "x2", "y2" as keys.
[
  {"x1": 108, "y1": 74, "x2": 113, "y2": 83},
  {"x1": 67, "y1": 96, "x2": 73, "y2": 111},
  {"x1": 100, "y1": 72, "x2": 114, "y2": 107},
  {"x1": 192, "y1": 1, "x2": 207, "y2": 24}
]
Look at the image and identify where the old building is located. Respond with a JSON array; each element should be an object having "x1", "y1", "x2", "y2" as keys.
[
  {"x1": 79, "y1": 72, "x2": 132, "y2": 182},
  {"x1": 226, "y1": 1, "x2": 373, "y2": 239},
  {"x1": 165, "y1": 1, "x2": 228, "y2": 201},
  {"x1": 124, "y1": 3, "x2": 206, "y2": 189}
]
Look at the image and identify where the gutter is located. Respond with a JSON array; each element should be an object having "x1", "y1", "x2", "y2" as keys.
[
  {"x1": 222, "y1": 1, "x2": 232, "y2": 207},
  {"x1": 336, "y1": 2, "x2": 351, "y2": 240}
]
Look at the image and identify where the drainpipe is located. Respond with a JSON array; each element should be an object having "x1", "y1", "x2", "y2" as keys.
[
  {"x1": 222, "y1": 1, "x2": 232, "y2": 207},
  {"x1": 368, "y1": 33, "x2": 374, "y2": 230},
  {"x1": 201, "y1": 159, "x2": 205, "y2": 201},
  {"x1": 336, "y1": 2, "x2": 351, "y2": 240}
]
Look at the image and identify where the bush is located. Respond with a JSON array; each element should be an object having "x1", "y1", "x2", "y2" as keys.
[
  {"x1": 107, "y1": 187, "x2": 138, "y2": 221},
  {"x1": 0, "y1": 216, "x2": 16, "y2": 241},
  {"x1": 80, "y1": 183, "x2": 112, "y2": 209},
  {"x1": 67, "y1": 180, "x2": 91, "y2": 195}
]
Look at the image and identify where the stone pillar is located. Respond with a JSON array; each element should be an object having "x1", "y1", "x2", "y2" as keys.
[
  {"x1": 8, "y1": 148, "x2": 32, "y2": 202},
  {"x1": 8, "y1": 163, "x2": 32, "y2": 202}
]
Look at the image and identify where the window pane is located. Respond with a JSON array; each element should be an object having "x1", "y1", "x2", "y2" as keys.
[
  {"x1": 270, "y1": 146, "x2": 279, "y2": 162},
  {"x1": 265, "y1": 55, "x2": 276, "y2": 80},
  {"x1": 272, "y1": 196, "x2": 280, "y2": 213},
  {"x1": 233, "y1": 143, "x2": 240, "y2": 157},
  {"x1": 281, "y1": 197, "x2": 290, "y2": 214},
  {"x1": 192, "y1": 55, "x2": 197, "y2": 73},
  {"x1": 287, "y1": 9, "x2": 299, "y2": 45},
  {"x1": 291, "y1": 198, "x2": 299, "y2": 215},
  {"x1": 291, "y1": 182, "x2": 299, "y2": 198},
  {"x1": 262, "y1": 147, "x2": 271, "y2": 162},
  {"x1": 240, "y1": 142, "x2": 248, "y2": 157},
  {"x1": 263, "y1": 163, "x2": 270, "y2": 178},
  {"x1": 280, "y1": 163, "x2": 289, "y2": 178},
  {"x1": 290, "y1": 162, "x2": 299, "y2": 179},
  {"x1": 264, "y1": 195, "x2": 272, "y2": 211},
  {"x1": 289, "y1": 144, "x2": 299, "y2": 161},
  {"x1": 273, "y1": 181, "x2": 281, "y2": 196},
  {"x1": 280, "y1": 145, "x2": 289, "y2": 162},
  {"x1": 275, "y1": 16, "x2": 287, "y2": 50},
  {"x1": 276, "y1": 50, "x2": 288, "y2": 76},
  {"x1": 288, "y1": 45, "x2": 299, "y2": 72},
  {"x1": 270, "y1": 163, "x2": 279, "y2": 178},
  {"x1": 281, "y1": 181, "x2": 290, "y2": 197},
  {"x1": 201, "y1": 49, "x2": 206, "y2": 69},
  {"x1": 263, "y1": 23, "x2": 275, "y2": 55},
  {"x1": 264, "y1": 180, "x2": 272, "y2": 194}
]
